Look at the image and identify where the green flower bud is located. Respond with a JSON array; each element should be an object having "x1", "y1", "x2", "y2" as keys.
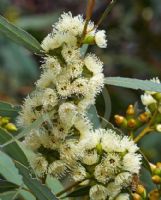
[{"x1": 5, "y1": 123, "x2": 17, "y2": 132}]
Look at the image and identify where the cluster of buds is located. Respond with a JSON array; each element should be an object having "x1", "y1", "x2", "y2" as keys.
[
  {"x1": 132, "y1": 184, "x2": 146, "y2": 200},
  {"x1": 114, "y1": 105, "x2": 150, "y2": 131},
  {"x1": 150, "y1": 162, "x2": 161, "y2": 185},
  {"x1": 0, "y1": 116, "x2": 17, "y2": 132}
]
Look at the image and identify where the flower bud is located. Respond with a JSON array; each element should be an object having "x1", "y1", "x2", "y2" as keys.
[
  {"x1": 0, "y1": 117, "x2": 10, "y2": 125},
  {"x1": 149, "y1": 189, "x2": 160, "y2": 200},
  {"x1": 138, "y1": 112, "x2": 150, "y2": 123},
  {"x1": 114, "y1": 115, "x2": 127, "y2": 127},
  {"x1": 132, "y1": 193, "x2": 142, "y2": 200},
  {"x1": 156, "y1": 162, "x2": 161, "y2": 168},
  {"x1": 127, "y1": 119, "x2": 137, "y2": 128},
  {"x1": 153, "y1": 168, "x2": 161, "y2": 176},
  {"x1": 136, "y1": 185, "x2": 146, "y2": 198},
  {"x1": 152, "y1": 175, "x2": 161, "y2": 184},
  {"x1": 5, "y1": 123, "x2": 17, "y2": 132},
  {"x1": 126, "y1": 105, "x2": 135, "y2": 115},
  {"x1": 96, "y1": 143, "x2": 102, "y2": 155}
]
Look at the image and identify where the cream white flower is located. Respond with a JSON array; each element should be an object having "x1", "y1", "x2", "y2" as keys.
[
  {"x1": 123, "y1": 153, "x2": 142, "y2": 174},
  {"x1": 42, "y1": 56, "x2": 61, "y2": 74},
  {"x1": 48, "y1": 160, "x2": 67, "y2": 178},
  {"x1": 88, "y1": 73, "x2": 104, "y2": 95},
  {"x1": 31, "y1": 155, "x2": 48, "y2": 177},
  {"x1": 42, "y1": 88, "x2": 58, "y2": 110},
  {"x1": 115, "y1": 193, "x2": 130, "y2": 200},
  {"x1": 23, "y1": 130, "x2": 41, "y2": 150},
  {"x1": 89, "y1": 184, "x2": 107, "y2": 200},
  {"x1": 106, "y1": 182, "x2": 121, "y2": 200},
  {"x1": 115, "y1": 172, "x2": 132, "y2": 187},
  {"x1": 72, "y1": 164, "x2": 87, "y2": 181},
  {"x1": 84, "y1": 54, "x2": 103, "y2": 75},
  {"x1": 95, "y1": 30, "x2": 107, "y2": 48},
  {"x1": 74, "y1": 116, "x2": 93, "y2": 138},
  {"x1": 60, "y1": 139, "x2": 79, "y2": 164},
  {"x1": 141, "y1": 93, "x2": 156, "y2": 106},
  {"x1": 41, "y1": 34, "x2": 55, "y2": 52},
  {"x1": 36, "y1": 69, "x2": 57, "y2": 88},
  {"x1": 82, "y1": 149, "x2": 99, "y2": 165},
  {"x1": 54, "y1": 12, "x2": 84, "y2": 36},
  {"x1": 58, "y1": 102, "x2": 77, "y2": 128}
]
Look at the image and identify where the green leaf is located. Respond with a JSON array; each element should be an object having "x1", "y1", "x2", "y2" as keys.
[
  {"x1": 0, "y1": 191, "x2": 17, "y2": 200},
  {"x1": 65, "y1": 186, "x2": 90, "y2": 198},
  {"x1": 104, "y1": 77, "x2": 161, "y2": 92},
  {"x1": 15, "y1": 162, "x2": 58, "y2": 200},
  {"x1": 0, "y1": 151, "x2": 22, "y2": 185},
  {"x1": 0, "y1": 15, "x2": 42, "y2": 53},
  {"x1": 0, "y1": 180, "x2": 19, "y2": 193},
  {"x1": 0, "y1": 128, "x2": 29, "y2": 167},
  {"x1": 0, "y1": 102, "x2": 20, "y2": 118}
]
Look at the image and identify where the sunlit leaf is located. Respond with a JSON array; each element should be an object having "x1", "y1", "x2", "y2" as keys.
[
  {"x1": 105, "y1": 77, "x2": 161, "y2": 92},
  {"x1": 0, "y1": 180, "x2": 19, "y2": 193},
  {"x1": 0, "y1": 128, "x2": 29, "y2": 166},
  {"x1": 15, "y1": 162, "x2": 58, "y2": 200},
  {"x1": 0, "y1": 15, "x2": 42, "y2": 53}
]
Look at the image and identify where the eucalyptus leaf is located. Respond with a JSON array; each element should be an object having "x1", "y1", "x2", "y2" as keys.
[
  {"x1": 0, "y1": 15, "x2": 42, "y2": 53},
  {"x1": 0, "y1": 180, "x2": 19, "y2": 193},
  {"x1": 0, "y1": 151, "x2": 22, "y2": 185},
  {"x1": 0, "y1": 128, "x2": 29, "y2": 167},
  {"x1": 105, "y1": 77, "x2": 161, "y2": 92},
  {"x1": 15, "y1": 162, "x2": 58, "y2": 200},
  {"x1": 0, "y1": 191, "x2": 17, "y2": 200},
  {"x1": 0, "y1": 102, "x2": 20, "y2": 118}
]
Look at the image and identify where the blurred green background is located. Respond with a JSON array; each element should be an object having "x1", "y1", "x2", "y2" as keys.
[{"x1": 0, "y1": 0, "x2": 161, "y2": 169}]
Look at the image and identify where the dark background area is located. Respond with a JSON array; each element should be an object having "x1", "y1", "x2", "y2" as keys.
[{"x1": 0, "y1": 0, "x2": 161, "y2": 167}]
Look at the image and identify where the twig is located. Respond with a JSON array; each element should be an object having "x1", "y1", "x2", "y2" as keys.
[
  {"x1": 96, "y1": 0, "x2": 117, "y2": 28},
  {"x1": 79, "y1": 0, "x2": 96, "y2": 45},
  {"x1": 134, "y1": 110, "x2": 157, "y2": 143},
  {"x1": 56, "y1": 179, "x2": 85, "y2": 197}
]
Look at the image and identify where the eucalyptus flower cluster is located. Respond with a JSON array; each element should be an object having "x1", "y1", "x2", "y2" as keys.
[
  {"x1": 18, "y1": 12, "x2": 142, "y2": 200},
  {"x1": 69, "y1": 129, "x2": 142, "y2": 200}
]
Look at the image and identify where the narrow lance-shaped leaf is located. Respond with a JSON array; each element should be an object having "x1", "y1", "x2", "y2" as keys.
[
  {"x1": 0, "y1": 179, "x2": 19, "y2": 193},
  {"x1": 0, "y1": 128, "x2": 29, "y2": 167},
  {"x1": 105, "y1": 77, "x2": 161, "y2": 92},
  {"x1": 15, "y1": 162, "x2": 58, "y2": 200},
  {"x1": 0, "y1": 15, "x2": 42, "y2": 54}
]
